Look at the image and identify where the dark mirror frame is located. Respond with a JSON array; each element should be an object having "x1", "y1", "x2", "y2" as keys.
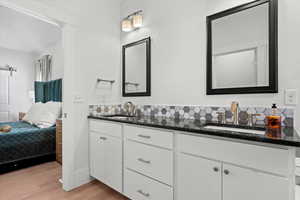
[
  {"x1": 122, "y1": 37, "x2": 151, "y2": 97},
  {"x1": 206, "y1": 0, "x2": 278, "y2": 95}
]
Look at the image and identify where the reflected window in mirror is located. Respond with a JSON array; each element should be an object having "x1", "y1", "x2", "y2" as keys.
[
  {"x1": 122, "y1": 37, "x2": 151, "y2": 97},
  {"x1": 207, "y1": 0, "x2": 278, "y2": 95}
]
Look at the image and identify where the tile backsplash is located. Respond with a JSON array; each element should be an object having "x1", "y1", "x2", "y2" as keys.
[{"x1": 89, "y1": 104, "x2": 294, "y2": 127}]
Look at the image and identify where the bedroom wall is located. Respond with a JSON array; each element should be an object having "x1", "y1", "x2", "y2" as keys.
[
  {"x1": 0, "y1": 46, "x2": 35, "y2": 121},
  {"x1": 120, "y1": 0, "x2": 300, "y2": 132}
]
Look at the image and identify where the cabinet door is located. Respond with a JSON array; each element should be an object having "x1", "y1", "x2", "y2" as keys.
[
  {"x1": 90, "y1": 131, "x2": 107, "y2": 181},
  {"x1": 177, "y1": 153, "x2": 222, "y2": 200},
  {"x1": 104, "y1": 134, "x2": 123, "y2": 193},
  {"x1": 223, "y1": 164, "x2": 290, "y2": 200},
  {"x1": 89, "y1": 132, "x2": 122, "y2": 193}
]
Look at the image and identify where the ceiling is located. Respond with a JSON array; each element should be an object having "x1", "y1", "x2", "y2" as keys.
[{"x1": 0, "y1": 6, "x2": 61, "y2": 54}]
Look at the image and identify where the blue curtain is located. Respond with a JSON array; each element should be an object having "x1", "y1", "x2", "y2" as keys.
[{"x1": 35, "y1": 79, "x2": 62, "y2": 103}]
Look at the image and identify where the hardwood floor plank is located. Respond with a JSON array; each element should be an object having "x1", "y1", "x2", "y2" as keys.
[{"x1": 0, "y1": 162, "x2": 128, "y2": 200}]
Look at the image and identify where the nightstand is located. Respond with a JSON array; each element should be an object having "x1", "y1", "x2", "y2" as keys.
[{"x1": 56, "y1": 119, "x2": 62, "y2": 164}]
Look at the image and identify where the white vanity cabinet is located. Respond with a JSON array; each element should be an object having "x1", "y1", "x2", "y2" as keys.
[
  {"x1": 88, "y1": 119, "x2": 296, "y2": 200},
  {"x1": 89, "y1": 120, "x2": 123, "y2": 193},
  {"x1": 177, "y1": 134, "x2": 294, "y2": 200}
]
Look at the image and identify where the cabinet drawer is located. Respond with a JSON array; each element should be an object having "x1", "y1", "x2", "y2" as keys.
[
  {"x1": 125, "y1": 140, "x2": 173, "y2": 185},
  {"x1": 178, "y1": 134, "x2": 290, "y2": 176},
  {"x1": 89, "y1": 120, "x2": 122, "y2": 138},
  {"x1": 124, "y1": 169, "x2": 173, "y2": 200},
  {"x1": 124, "y1": 125, "x2": 173, "y2": 149}
]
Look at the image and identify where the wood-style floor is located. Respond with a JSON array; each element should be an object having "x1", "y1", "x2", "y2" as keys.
[
  {"x1": 0, "y1": 162, "x2": 128, "y2": 200},
  {"x1": 1, "y1": 162, "x2": 299, "y2": 200}
]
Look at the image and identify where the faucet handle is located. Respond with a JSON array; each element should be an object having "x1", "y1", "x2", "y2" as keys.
[
  {"x1": 248, "y1": 113, "x2": 261, "y2": 126},
  {"x1": 231, "y1": 101, "x2": 239, "y2": 113}
]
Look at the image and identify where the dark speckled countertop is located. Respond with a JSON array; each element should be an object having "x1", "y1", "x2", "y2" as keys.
[{"x1": 88, "y1": 115, "x2": 300, "y2": 147}]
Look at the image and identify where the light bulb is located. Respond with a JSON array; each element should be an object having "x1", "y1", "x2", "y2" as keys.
[
  {"x1": 122, "y1": 19, "x2": 132, "y2": 32},
  {"x1": 132, "y1": 14, "x2": 143, "y2": 28}
]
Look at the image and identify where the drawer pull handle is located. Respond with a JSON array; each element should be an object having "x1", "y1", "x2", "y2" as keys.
[
  {"x1": 137, "y1": 134, "x2": 151, "y2": 139},
  {"x1": 137, "y1": 158, "x2": 151, "y2": 164},
  {"x1": 224, "y1": 169, "x2": 230, "y2": 175},
  {"x1": 99, "y1": 137, "x2": 107, "y2": 140},
  {"x1": 137, "y1": 190, "x2": 150, "y2": 197}
]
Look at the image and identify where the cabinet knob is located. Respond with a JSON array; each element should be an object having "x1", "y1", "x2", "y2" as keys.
[
  {"x1": 213, "y1": 167, "x2": 219, "y2": 172},
  {"x1": 224, "y1": 169, "x2": 230, "y2": 175}
]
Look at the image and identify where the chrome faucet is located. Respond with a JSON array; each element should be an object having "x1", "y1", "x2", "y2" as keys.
[
  {"x1": 124, "y1": 101, "x2": 136, "y2": 116},
  {"x1": 231, "y1": 101, "x2": 239, "y2": 125}
]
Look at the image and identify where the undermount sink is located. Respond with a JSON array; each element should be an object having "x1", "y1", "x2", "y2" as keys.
[{"x1": 203, "y1": 125, "x2": 266, "y2": 135}]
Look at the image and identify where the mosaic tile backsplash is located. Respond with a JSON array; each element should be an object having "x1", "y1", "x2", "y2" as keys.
[{"x1": 89, "y1": 104, "x2": 294, "y2": 127}]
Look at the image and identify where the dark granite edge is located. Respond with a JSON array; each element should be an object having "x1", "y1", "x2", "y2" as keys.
[{"x1": 88, "y1": 116, "x2": 300, "y2": 147}]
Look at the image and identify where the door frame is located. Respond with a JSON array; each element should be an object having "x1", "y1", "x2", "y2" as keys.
[
  {"x1": 0, "y1": 0, "x2": 77, "y2": 191},
  {"x1": 0, "y1": 71, "x2": 10, "y2": 122}
]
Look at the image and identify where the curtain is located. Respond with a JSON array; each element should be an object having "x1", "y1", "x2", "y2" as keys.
[
  {"x1": 34, "y1": 82, "x2": 45, "y2": 103},
  {"x1": 35, "y1": 55, "x2": 52, "y2": 82},
  {"x1": 35, "y1": 79, "x2": 62, "y2": 103}
]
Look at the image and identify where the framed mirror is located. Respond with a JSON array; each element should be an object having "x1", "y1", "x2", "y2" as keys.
[
  {"x1": 207, "y1": 0, "x2": 278, "y2": 95},
  {"x1": 122, "y1": 37, "x2": 151, "y2": 97}
]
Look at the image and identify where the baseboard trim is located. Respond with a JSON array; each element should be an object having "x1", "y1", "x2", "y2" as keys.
[{"x1": 74, "y1": 167, "x2": 93, "y2": 188}]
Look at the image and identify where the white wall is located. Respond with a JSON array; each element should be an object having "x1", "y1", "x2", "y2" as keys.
[
  {"x1": 40, "y1": 41, "x2": 64, "y2": 80},
  {"x1": 0, "y1": 47, "x2": 35, "y2": 121},
  {"x1": 121, "y1": 0, "x2": 300, "y2": 131},
  {"x1": 72, "y1": 2, "x2": 121, "y2": 185}
]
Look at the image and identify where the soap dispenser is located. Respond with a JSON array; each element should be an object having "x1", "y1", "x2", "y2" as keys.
[{"x1": 266, "y1": 104, "x2": 282, "y2": 129}]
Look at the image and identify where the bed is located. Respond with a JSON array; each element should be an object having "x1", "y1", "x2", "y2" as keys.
[{"x1": 0, "y1": 121, "x2": 56, "y2": 174}]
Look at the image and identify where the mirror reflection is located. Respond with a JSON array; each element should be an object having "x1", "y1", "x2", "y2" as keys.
[
  {"x1": 207, "y1": 0, "x2": 278, "y2": 95},
  {"x1": 125, "y1": 43, "x2": 147, "y2": 92},
  {"x1": 212, "y1": 3, "x2": 269, "y2": 89},
  {"x1": 122, "y1": 37, "x2": 151, "y2": 97}
]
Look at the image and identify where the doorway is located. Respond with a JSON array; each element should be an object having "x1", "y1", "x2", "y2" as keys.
[
  {"x1": 0, "y1": 1, "x2": 77, "y2": 191},
  {"x1": 0, "y1": 71, "x2": 9, "y2": 122}
]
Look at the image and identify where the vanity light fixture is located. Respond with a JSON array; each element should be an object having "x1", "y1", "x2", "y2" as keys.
[
  {"x1": 121, "y1": 10, "x2": 143, "y2": 32},
  {"x1": 121, "y1": 19, "x2": 133, "y2": 32},
  {"x1": 132, "y1": 12, "x2": 143, "y2": 28}
]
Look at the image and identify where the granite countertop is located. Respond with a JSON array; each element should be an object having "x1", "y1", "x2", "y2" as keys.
[{"x1": 88, "y1": 115, "x2": 300, "y2": 147}]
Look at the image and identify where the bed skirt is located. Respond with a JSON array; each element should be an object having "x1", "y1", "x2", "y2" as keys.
[{"x1": 0, "y1": 153, "x2": 56, "y2": 174}]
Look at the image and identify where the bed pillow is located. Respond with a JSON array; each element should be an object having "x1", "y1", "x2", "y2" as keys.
[
  {"x1": 34, "y1": 101, "x2": 62, "y2": 128},
  {"x1": 35, "y1": 111, "x2": 57, "y2": 128},
  {"x1": 23, "y1": 103, "x2": 44, "y2": 124},
  {"x1": 45, "y1": 101, "x2": 62, "y2": 119},
  {"x1": 23, "y1": 101, "x2": 62, "y2": 128}
]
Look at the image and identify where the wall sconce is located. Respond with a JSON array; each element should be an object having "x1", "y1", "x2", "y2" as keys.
[
  {"x1": 122, "y1": 19, "x2": 133, "y2": 32},
  {"x1": 121, "y1": 10, "x2": 143, "y2": 32}
]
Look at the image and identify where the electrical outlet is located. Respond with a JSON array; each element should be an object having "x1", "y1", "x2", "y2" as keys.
[
  {"x1": 73, "y1": 95, "x2": 84, "y2": 103},
  {"x1": 285, "y1": 89, "x2": 298, "y2": 105}
]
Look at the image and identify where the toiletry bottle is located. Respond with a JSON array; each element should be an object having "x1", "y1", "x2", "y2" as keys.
[{"x1": 266, "y1": 104, "x2": 281, "y2": 129}]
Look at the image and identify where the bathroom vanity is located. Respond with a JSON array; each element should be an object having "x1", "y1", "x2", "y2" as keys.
[{"x1": 88, "y1": 115, "x2": 300, "y2": 200}]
